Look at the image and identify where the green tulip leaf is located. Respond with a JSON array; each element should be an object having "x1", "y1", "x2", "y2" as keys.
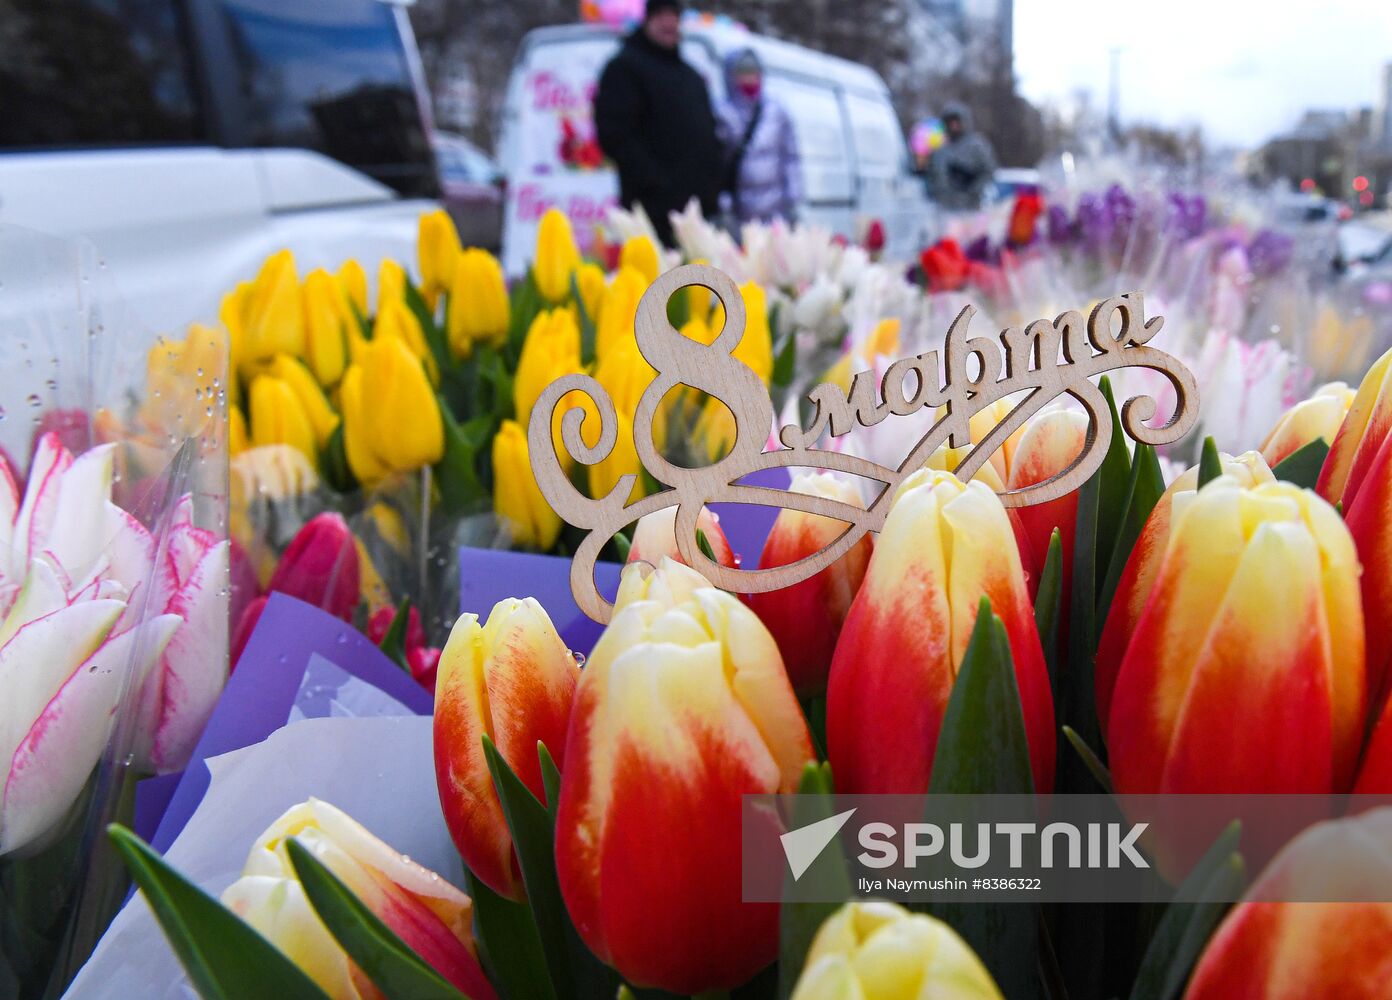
[
  {"x1": 1270, "y1": 438, "x2": 1331, "y2": 490},
  {"x1": 466, "y1": 870, "x2": 554, "y2": 1000},
  {"x1": 1197, "y1": 436, "x2": 1223, "y2": 489},
  {"x1": 1034, "y1": 529, "x2": 1064, "y2": 689},
  {"x1": 377, "y1": 596, "x2": 412, "y2": 673},
  {"x1": 1060, "y1": 459, "x2": 1106, "y2": 793},
  {"x1": 695, "y1": 528, "x2": 717, "y2": 562},
  {"x1": 319, "y1": 421, "x2": 358, "y2": 495},
  {"x1": 483, "y1": 736, "x2": 619, "y2": 999},
  {"x1": 1094, "y1": 376, "x2": 1134, "y2": 589},
  {"x1": 612, "y1": 530, "x2": 633, "y2": 564},
  {"x1": 771, "y1": 325, "x2": 797, "y2": 392},
  {"x1": 1098, "y1": 443, "x2": 1166, "y2": 628},
  {"x1": 404, "y1": 279, "x2": 454, "y2": 381},
  {"x1": 106, "y1": 824, "x2": 332, "y2": 1000},
  {"x1": 1129, "y1": 823, "x2": 1246, "y2": 1000},
  {"x1": 349, "y1": 300, "x2": 373, "y2": 342},
  {"x1": 1061, "y1": 725, "x2": 1114, "y2": 795},
  {"x1": 778, "y1": 762, "x2": 846, "y2": 1000},
  {"x1": 283, "y1": 839, "x2": 472, "y2": 1000},
  {"x1": 926, "y1": 599, "x2": 1035, "y2": 996},
  {"x1": 435, "y1": 402, "x2": 491, "y2": 516}
]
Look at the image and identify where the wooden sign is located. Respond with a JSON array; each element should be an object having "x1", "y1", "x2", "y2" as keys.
[{"x1": 528, "y1": 264, "x2": 1198, "y2": 623}]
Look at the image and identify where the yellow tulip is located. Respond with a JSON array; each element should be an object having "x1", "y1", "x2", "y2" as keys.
[
  {"x1": 492, "y1": 420, "x2": 562, "y2": 550},
  {"x1": 378, "y1": 258, "x2": 406, "y2": 316},
  {"x1": 238, "y1": 250, "x2": 305, "y2": 373},
  {"x1": 513, "y1": 309, "x2": 581, "y2": 425},
  {"x1": 417, "y1": 208, "x2": 462, "y2": 310},
  {"x1": 619, "y1": 235, "x2": 660, "y2": 284},
  {"x1": 143, "y1": 323, "x2": 230, "y2": 437},
  {"x1": 711, "y1": 281, "x2": 774, "y2": 384},
  {"x1": 573, "y1": 261, "x2": 607, "y2": 327},
  {"x1": 533, "y1": 208, "x2": 580, "y2": 304},
  {"x1": 596, "y1": 266, "x2": 648, "y2": 360},
  {"x1": 336, "y1": 260, "x2": 368, "y2": 321},
  {"x1": 249, "y1": 373, "x2": 317, "y2": 465},
  {"x1": 447, "y1": 248, "x2": 510, "y2": 357},
  {"x1": 302, "y1": 269, "x2": 351, "y2": 387},
  {"x1": 791, "y1": 901, "x2": 1002, "y2": 1000},
  {"x1": 374, "y1": 297, "x2": 438, "y2": 384},
  {"x1": 339, "y1": 336, "x2": 444, "y2": 483},
  {"x1": 268, "y1": 355, "x2": 339, "y2": 448}
]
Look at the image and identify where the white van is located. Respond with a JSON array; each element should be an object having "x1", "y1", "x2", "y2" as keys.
[{"x1": 496, "y1": 19, "x2": 934, "y2": 274}]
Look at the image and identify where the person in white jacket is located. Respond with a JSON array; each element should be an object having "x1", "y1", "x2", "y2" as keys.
[{"x1": 716, "y1": 48, "x2": 802, "y2": 226}]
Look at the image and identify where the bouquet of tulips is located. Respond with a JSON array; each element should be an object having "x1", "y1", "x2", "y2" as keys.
[
  {"x1": 198, "y1": 207, "x2": 790, "y2": 644},
  {"x1": 86, "y1": 282, "x2": 1392, "y2": 1000}
]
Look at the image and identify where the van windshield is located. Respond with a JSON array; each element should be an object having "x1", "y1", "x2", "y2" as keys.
[{"x1": 220, "y1": 0, "x2": 437, "y2": 197}]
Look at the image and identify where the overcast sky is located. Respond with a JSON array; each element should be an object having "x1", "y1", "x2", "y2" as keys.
[{"x1": 1014, "y1": 0, "x2": 1392, "y2": 147}]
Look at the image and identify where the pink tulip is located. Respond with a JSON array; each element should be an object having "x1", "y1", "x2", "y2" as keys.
[{"x1": 267, "y1": 513, "x2": 360, "y2": 621}]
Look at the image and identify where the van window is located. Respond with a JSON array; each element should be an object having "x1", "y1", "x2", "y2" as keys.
[
  {"x1": 842, "y1": 91, "x2": 908, "y2": 184},
  {"x1": 220, "y1": 0, "x2": 436, "y2": 196},
  {"x1": 0, "y1": 0, "x2": 203, "y2": 148},
  {"x1": 765, "y1": 76, "x2": 852, "y2": 204}
]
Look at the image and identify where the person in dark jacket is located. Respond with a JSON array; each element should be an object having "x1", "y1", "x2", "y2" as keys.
[
  {"x1": 928, "y1": 102, "x2": 997, "y2": 212},
  {"x1": 593, "y1": 0, "x2": 723, "y2": 246}
]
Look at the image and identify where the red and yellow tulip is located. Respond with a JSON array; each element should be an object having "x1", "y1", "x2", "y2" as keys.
[
  {"x1": 434, "y1": 598, "x2": 578, "y2": 899},
  {"x1": 826, "y1": 470, "x2": 1055, "y2": 795},
  {"x1": 1095, "y1": 451, "x2": 1274, "y2": 729},
  {"x1": 555, "y1": 559, "x2": 814, "y2": 993},
  {"x1": 1107, "y1": 479, "x2": 1365, "y2": 801},
  {"x1": 1005, "y1": 409, "x2": 1088, "y2": 598},
  {"x1": 627, "y1": 505, "x2": 735, "y2": 570},
  {"x1": 1260, "y1": 381, "x2": 1354, "y2": 468}
]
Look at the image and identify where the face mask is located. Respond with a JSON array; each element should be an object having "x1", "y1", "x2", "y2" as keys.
[{"x1": 738, "y1": 79, "x2": 762, "y2": 100}]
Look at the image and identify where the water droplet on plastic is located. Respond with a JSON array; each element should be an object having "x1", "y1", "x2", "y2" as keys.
[
  {"x1": 25, "y1": 394, "x2": 41, "y2": 408},
  {"x1": 336, "y1": 632, "x2": 349, "y2": 645},
  {"x1": 571, "y1": 651, "x2": 587, "y2": 668}
]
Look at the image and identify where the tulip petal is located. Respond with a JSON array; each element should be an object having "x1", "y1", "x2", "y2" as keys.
[
  {"x1": 13, "y1": 433, "x2": 73, "y2": 570},
  {"x1": 137, "y1": 541, "x2": 228, "y2": 773}
]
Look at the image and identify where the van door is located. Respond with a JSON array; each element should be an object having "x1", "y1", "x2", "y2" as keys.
[
  {"x1": 764, "y1": 74, "x2": 855, "y2": 238},
  {"x1": 841, "y1": 89, "x2": 931, "y2": 257}
]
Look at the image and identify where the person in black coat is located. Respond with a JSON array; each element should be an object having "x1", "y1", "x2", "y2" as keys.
[{"x1": 593, "y1": 0, "x2": 722, "y2": 247}]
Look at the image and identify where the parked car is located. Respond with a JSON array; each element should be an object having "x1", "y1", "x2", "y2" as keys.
[
  {"x1": 0, "y1": 0, "x2": 442, "y2": 334},
  {"x1": 495, "y1": 18, "x2": 934, "y2": 273},
  {"x1": 433, "y1": 131, "x2": 505, "y2": 251}
]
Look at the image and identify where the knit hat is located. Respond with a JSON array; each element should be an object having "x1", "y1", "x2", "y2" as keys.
[{"x1": 645, "y1": 0, "x2": 683, "y2": 18}]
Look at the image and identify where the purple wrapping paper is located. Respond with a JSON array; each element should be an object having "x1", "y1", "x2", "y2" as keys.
[
  {"x1": 142, "y1": 593, "x2": 432, "y2": 850},
  {"x1": 459, "y1": 468, "x2": 788, "y2": 652}
]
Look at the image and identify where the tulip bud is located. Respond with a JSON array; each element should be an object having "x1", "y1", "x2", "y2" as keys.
[
  {"x1": 627, "y1": 505, "x2": 735, "y2": 570},
  {"x1": 556, "y1": 559, "x2": 815, "y2": 992},
  {"x1": 249, "y1": 374, "x2": 317, "y2": 466},
  {"x1": 447, "y1": 248, "x2": 510, "y2": 357},
  {"x1": 267, "y1": 513, "x2": 360, "y2": 622},
  {"x1": 220, "y1": 798, "x2": 496, "y2": 1000},
  {"x1": 1107, "y1": 480, "x2": 1364, "y2": 803},
  {"x1": 749, "y1": 473, "x2": 872, "y2": 696},
  {"x1": 513, "y1": 309, "x2": 581, "y2": 427},
  {"x1": 336, "y1": 260, "x2": 368, "y2": 321},
  {"x1": 339, "y1": 336, "x2": 445, "y2": 483},
  {"x1": 373, "y1": 297, "x2": 437, "y2": 385},
  {"x1": 418, "y1": 208, "x2": 462, "y2": 310},
  {"x1": 377, "y1": 258, "x2": 406, "y2": 315},
  {"x1": 1183, "y1": 808, "x2": 1392, "y2": 1000},
  {"x1": 1005, "y1": 409, "x2": 1088, "y2": 600},
  {"x1": 239, "y1": 250, "x2": 305, "y2": 372},
  {"x1": 492, "y1": 420, "x2": 562, "y2": 551},
  {"x1": 1095, "y1": 451, "x2": 1275, "y2": 730},
  {"x1": 619, "y1": 235, "x2": 660, "y2": 284},
  {"x1": 1318, "y1": 347, "x2": 1392, "y2": 508},
  {"x1": 596, "y1": 266, "x2": 647, "y2": 360},
  {"x1": 302, "y1": 269, "x2": 351, "y2": 388},
  {"x1": 434, "y1": 599, "x2": 578, "y2": 899},
  {"x1": 573, "y1": 261, "x2": 607, "y2": 327},
  {"x1": 790, "y1": 901, "x2": 1003, "y2": 1000},
  {"x1": 268, "y1": 355, "x2": 340, "y2": 448},
  {"x1": 1260, "y1": 381, "x2": 1354, "y2": 468},
  {"x1": 826, "y1": 470, "x2": 1055, "y2": 794},
  {"x1": 533, "y1": 208, "x2": 581, "y2": 304}
]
